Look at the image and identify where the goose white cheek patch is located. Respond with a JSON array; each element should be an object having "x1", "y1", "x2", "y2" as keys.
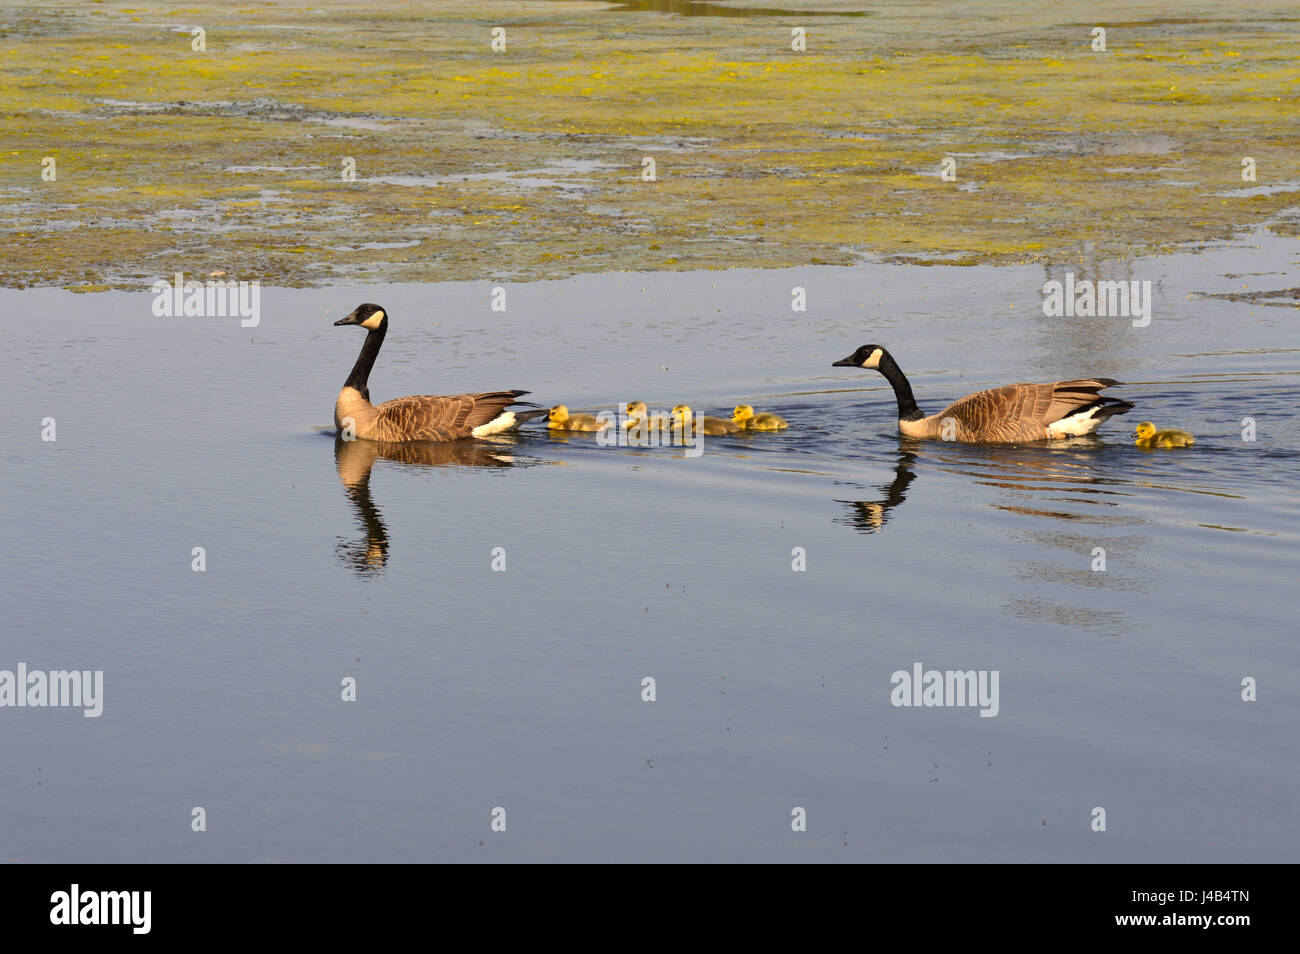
[{"x1": 360, "y1": 310, "x2": 385, "y2": 330}]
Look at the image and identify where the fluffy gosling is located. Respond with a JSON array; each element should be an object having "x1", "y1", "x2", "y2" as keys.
[
  {"x1": 732, "y1": 404, "x2": 788, "y2": 431},
  {"x1": 670, "y1": 404, "x2": 739, "y2": 436},
  {"x1": 624, "y1": 400, "x2": 671, "y2": 429},
  {"x1": 547, "y1": 404, "x2": 610, "y2": 432},
  {"x1": 1134, "y1": 421, "x2": 1194, "y2": 448}
]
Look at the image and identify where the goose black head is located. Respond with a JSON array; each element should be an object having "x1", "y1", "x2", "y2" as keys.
[
  {"x1": 832, "y1": 344, "x2": 886, "y2": 369},
  {"x1": 335, "y1": 303, "x2": 388, "y2": 331}
]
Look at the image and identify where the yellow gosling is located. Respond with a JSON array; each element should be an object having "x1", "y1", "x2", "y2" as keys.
[
  {"x1": 624, "y1": 400, "x2": 671, "y2": 428},
  {"x1": 1134, "y1": 421, "x2": 1194, "y2": 448},
  {"x1": 732, "y1": 404, "x2": 788, "y2": 431},
  {"x1": 670, "y1": 404, "x2": 739, "y2": 436},
  {"x1": 547, "y1": 404, "x2": 609, "y2": 432}
]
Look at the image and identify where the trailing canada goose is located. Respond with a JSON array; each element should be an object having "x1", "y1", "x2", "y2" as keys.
[
  {"x1": 832, "y1": 344, "x2": 1134, "y2": 443},
  {"x1": 547, "y1": 404, "x2": 611, "y2": 432},
  {"x1": 1134, "y1": 421, "x2": 1194, "y2": 448},
  {"x1": 333, "y1": 303, "x2": 548, "y2": 442},
  {"x1": 624, "y1": 401, "x2": 671, "y2": 428},
  {"x1": 670, "y1": 404, "x2": 739, "y2": 436},
  {"x1": 732, "y1": 404, "x2": 789, "y2": 431}
]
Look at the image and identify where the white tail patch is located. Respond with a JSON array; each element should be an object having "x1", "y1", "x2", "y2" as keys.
[
  {"x1": 472, "y1": 411, "x2": 518, "y2": 437},
  {"x1": 1046, "y1": 406, "x2": 1106, "y2": 438}
]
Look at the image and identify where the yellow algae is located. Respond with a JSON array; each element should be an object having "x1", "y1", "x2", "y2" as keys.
[{"x1": 0, "y1": 0, "x2": 1296, "y2": 288}]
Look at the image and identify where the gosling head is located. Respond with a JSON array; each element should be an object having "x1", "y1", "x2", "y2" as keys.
[
  {"x1": 732, "y1": 404, "x2": 756, "y2": 424},
  {"x1": 832, "y1": 344, "x2": 886, "y2": 370},
  {"x1": 548, "y1": 404, "x2": 571, "y2": 426},
  {"x1": 670, "y1": 404, "x2": 693, "y2": 425},
  {"x1": 334, "y1": 303, "x2": 388, "y2": 331},
  {"x1": 1135, "y1": 421, "x2": 1157, "y2": 440},
  {"x1": 624, "y1": 400, "x2": 648, "y2": 428}
]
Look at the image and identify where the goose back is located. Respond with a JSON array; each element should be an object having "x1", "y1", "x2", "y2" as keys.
[
  {"x1": 901, "y1": 378, "x2": 1129, "y2": 442},
  {"x1": 336, "y1": 387, "x2": 540, "y2": 442}
]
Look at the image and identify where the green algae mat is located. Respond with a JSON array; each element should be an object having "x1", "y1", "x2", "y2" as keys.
[{"x1": 2, "y1": 0, "x2": 1297, "y2": 289}]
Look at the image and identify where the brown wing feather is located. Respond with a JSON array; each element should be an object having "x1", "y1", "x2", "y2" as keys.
[
  {"x1": 937, "y1": 383, "x2": 1049, "y2": 441},
  {"x1": 1042, "y1": 379, "x2": 1121, "y2": 423},
  {"x1": 937, "y1": 379, "x2": 1123, "y2": 442},
  {"x1": 371, "y1": 390, "x2": 530, "y2": 441}
]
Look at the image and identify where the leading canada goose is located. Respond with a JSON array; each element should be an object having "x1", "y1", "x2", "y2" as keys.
[
  {"x1": 1134, "y1": 421, "x2": 1194, "y2": 448},
  {"x1": 333, "y1": 304, "x2": 548, "y2": 442},
  {"x1": 832, "y1": 344, "x2": 1134, "y2": 443}
]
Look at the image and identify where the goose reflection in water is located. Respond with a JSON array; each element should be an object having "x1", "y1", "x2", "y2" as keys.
[
  {"x1": 334, "y1": 436, "x2": 535, "y2": 575},
  {"x1": 834, "y1": 437, "x2": 1142, "y2": 634},
  {"x1": 921, "y1": 437, "x2": 1132, "y2": 521},
  {"x1": 833, "y1": 437, "x2": 1137, "y2": 534},
  {"x1": 834, "y1": 448, "x2": 918, "y2": 533}
]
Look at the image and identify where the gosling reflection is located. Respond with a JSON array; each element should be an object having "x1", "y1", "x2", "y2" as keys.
[
  {"x1": 834, "y1": 448, "x2": 918, "y2": 533},
  {"x1": 334, "y1": 436, "x2": 527, "y2": 575}
]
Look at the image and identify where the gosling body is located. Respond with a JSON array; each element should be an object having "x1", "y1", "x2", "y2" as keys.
[
  {"x1": 547, "y1": 405, "x2": 610, "y2": 432},
  {"x1": 624, "y1": 401, "x2": 671, "y2": 429},
  {"x1": 671, "y1": 404, "x2": 739, "y2": 436},
  {"x1": 732, "y1": 404, "x2": 788, "y2": 431},
  {"x1": 1134, "y1": 421, "x2": 1194, "y2": 448}
]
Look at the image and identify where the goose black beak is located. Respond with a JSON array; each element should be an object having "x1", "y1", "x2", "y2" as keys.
[
  {"x1": 334, "y1": 314, "x2": 358, "y2": 326},
  {"x1": 832, "y1": 356, "x2": 856, "y2": 367}
]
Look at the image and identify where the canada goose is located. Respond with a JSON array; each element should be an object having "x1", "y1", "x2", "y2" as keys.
[
  {"x1": 333, "y1": 304, "x2": 547, "y2": 442},
  {"x1": 624, "y1": 401, "x2": 671, "y2": 428},
  {"x1": 832, "y1": 344, "x2": 1134, "y2": 443},
  {"x1": 547, "y1": 404, "x2": 611, "y2": 432},
  {"x1": 670, "y1": 404, "x2": 739, "y2": 436},
  {"x1": 1134, "y1": 421, "x2": 1194, "y2": 448},
  {"x1": 732, "y1": 404, "x2": 789, "y2": 430}
]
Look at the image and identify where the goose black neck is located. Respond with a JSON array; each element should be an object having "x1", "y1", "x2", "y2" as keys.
[
  {"x1": 878, "y1": 352, "x2": 924, "y2": 422},
  {"x1": 345, "y1": 321, "x2": 386, "y2": 392}
]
